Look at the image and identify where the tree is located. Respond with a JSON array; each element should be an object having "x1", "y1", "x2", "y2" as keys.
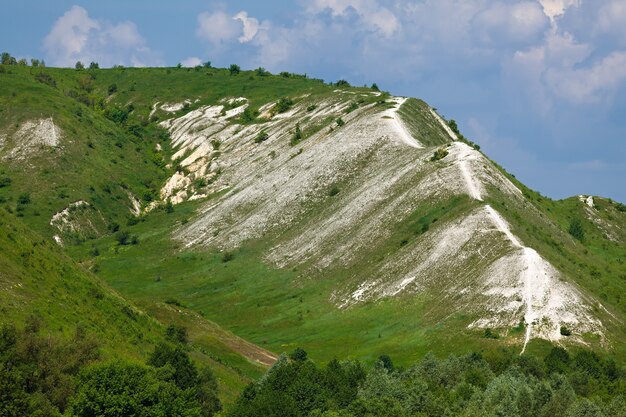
[
  {"x1": 89, "y1": 61, "x2": 99, "y2": 69},
  {"x1": 1, "y1": 52, "x2": 10, "y2": 64},
  {"x1": 75, "y1": 61, "x2": 84, "y2": 70},
  {"x1": 30, "y1": 58, "x2": 40, "y2": 67},
  {"x1": 371, "y1": 83, "x2": 379, "y2": 91},
  {"x1": 1, "y1": 52, "x2": 15, "y2": 65},
  {"x1": 290, "y1": 348, "x2": 308, "y2": 362},
  {"x1": 229, "y1": 64, "x2": 241, "y2": 75},
  {"x1": 448, "y1": 119, "x2": 460, "y2": 135},
  {"x1": 67, "y1": 361, "x2": 202, "y2": 417},
  {"x1": 196, "y1": 367, "x2": 221, "y2": 416},
  {"x1": 148, "y1": 343, "x2": 198, "y2": 390},
  {"x1": 165, "y1": 324, "x2": 188, "y2": 344},
  {"x1": 256, "y1": 67, "x2": 269, "y2": 76},
  {"x1": 203, "y1": 61, "x2": 212, "y2": 68},
  {"x1": 17, "y1": 58, "x2": 27, "y2": 66},
  {"x1": 568, "y1": 218, "x2": 585, "y2": 242}
]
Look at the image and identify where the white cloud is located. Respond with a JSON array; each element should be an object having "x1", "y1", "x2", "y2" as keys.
[
  {"x1": 472, "y1": 1, "x2": 549, "y2": 44},
  {"x1": 43, "y1": 5, "x2": 160, "y2": 67},
  {"x1": 546, "y1": 51, "x2": 626, "y2": 103},
  {"x1": 538, "y1": 0, "x2": 581, "y2": 22},
  {"x1": 595, "y1": 1, "x2": 626, "y2": 42},
  {"x1": 196, "y1": 11, "x2": 242, "y2": 45},
  {"x1": 234, "y1": 11, "x2": 261, "y2": 43},
  {"x1": 306, "y1": 0, "x2": 400, "y2": 37},
  {"x1": 181, "y1": 56, "x2": 202, "y2": 67}
]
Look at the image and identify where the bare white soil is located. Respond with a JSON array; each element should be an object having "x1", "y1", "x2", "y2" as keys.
[{"x1": 3, "y1": 118, "x2": 61, "y2": 160}]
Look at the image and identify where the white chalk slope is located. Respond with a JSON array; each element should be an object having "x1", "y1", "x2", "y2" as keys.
[{"x1": 157, "y1": 93, "x2": 604, "y2": 349}]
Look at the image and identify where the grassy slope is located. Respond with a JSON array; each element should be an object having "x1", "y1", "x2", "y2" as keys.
[
  {"x1": 2, "y1": 65, "x2": 624, "y2": 371},
  {"x1": 0, "y1": 206, "x2": 268, "y2": 404}
]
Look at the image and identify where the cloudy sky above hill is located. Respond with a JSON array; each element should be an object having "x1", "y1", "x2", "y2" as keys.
[{"x1": 3, "y1": 0, "x2": 625, "y2": 202}]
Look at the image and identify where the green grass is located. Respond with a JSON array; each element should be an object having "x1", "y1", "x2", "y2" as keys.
[{"x1": 397, "y1": 98, "x2": 451, "y2": 146}]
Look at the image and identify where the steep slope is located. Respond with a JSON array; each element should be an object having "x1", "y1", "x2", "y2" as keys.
[{"x1": 154, "y1": 90, "x2": 620, "y2": 354}]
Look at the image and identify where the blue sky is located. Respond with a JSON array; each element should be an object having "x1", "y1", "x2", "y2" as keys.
[{"x1": 2, "y1": 0, "x2": 626, "y2": 202}]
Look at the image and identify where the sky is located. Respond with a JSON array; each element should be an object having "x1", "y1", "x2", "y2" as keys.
[{"x1": 2, "y1": 0, "x2": 625, "y2": 202}]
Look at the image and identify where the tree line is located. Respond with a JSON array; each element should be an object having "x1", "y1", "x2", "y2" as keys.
[{"x1": 229, "y1": 347, "x2": 625, "y2": 417}]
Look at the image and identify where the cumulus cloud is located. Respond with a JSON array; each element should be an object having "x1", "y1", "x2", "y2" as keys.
[
  {"x1": 234, "y1": 11, "x2": 261, "y2": 43},
  {"x1": 43, "y1": 5, "x2": 160, "y2": 67},
  {"x1": 546, "y1": 51, "x2": 626, "y2": 103},
  {"x1": 193, "y1": 0, "x2": 626, "y2": 109},
  {"x1": 196, "y1": 11, "x2": 243, "y2": 45},
  {"x1": 472, "y1": 1, "x2": 549, "y2": 45},
  {"x1": 307, "y1": 0, "x2": 400, "y2": 37},
  {"x1": 538, "y1": 0, "x2": 581, "y2": 22},
  {"x1": 181, "y1": 56, "x2": 202, "y2": 67}
]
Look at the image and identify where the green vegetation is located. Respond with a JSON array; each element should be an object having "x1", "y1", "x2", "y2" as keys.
[
  {"x1": 0, "y1": 322, "x2": 221, "y2": 416},
  {"x1": 396, "y1": 99, "x2": 450, "y2": 147},
  {"x1": 229, "y1": 347, "x2": 626, "y2": 417},
  {"x1": 430, "y1": 147, "x2": 449, "y2": 161},
  {"x1": 255, "y1": 130, "x2": 269, "y2": 144},
  {"x1": 1, "y1": 61, "x2": 625, "y2": 414},
  {"x1": 569, "y1": 218, "x2": 585, "y2": 241}
]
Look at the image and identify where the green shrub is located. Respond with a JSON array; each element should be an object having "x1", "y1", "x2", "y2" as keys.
[
  {"x1": 17, "y1": 193, "x2": 30, "y2": 205},
  {"x1": 222, "y1": 251, "x2": 234, "y2": 263},
  {"x1": 430, "y1": 148, "x2": 449, "y2": 161},
  {"x1": 289, "y1": 123, "x2": 303, "y2": 145},
  {"x1": 107, "y1": 83, "x2": 117, "y2": 95},
  {"x1": 345, "y1": 102, "x2": 359, "y2": 113},
  {"x1": 560, "y1": 326, "x2": 572, "y2": 336},
  {"x1": 448, "y1": 119, "x2": 460, "y2": 135},
  {"x1": 328, "y1": 185, "x2": 340, "y2": 197},
  {"x1": 275, "y1": 97, "x2": 293, "y2": 113},
  {"x1": 0, "y1": 176, "x2": 11, "y2": 187},
  {"x1": 165, "y1": 324, "x2": 188, "y2": 344},
  {"x1": 254, "y1": 130, "x2": 269, "y2": 144},
  {"x1": 568, "y1": 218, "x2": 585, "y2": 242},
  {"x1": 255, "y1": 67, "x2": 269, "y2": 76},
  {"x1": 35, "y1": 72, "x2": 56, "y2": 88},
  {"x1": 336, "y1": 117, "x2": 345, "y2": 127}
]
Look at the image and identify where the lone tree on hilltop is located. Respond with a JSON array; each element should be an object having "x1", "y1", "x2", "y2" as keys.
[{"x1": 229, "y1": 64, "x2": 241, "y2": 75}]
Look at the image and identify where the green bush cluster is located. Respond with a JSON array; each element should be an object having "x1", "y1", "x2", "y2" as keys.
[
  {"x1": 0, "y1": 323, "x2": 221, "y2": 417},
  {"x1": 229, "y1": 347, "x2": 625, "y2": 417}
]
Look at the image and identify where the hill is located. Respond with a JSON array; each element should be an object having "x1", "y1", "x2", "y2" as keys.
[{"x1": 1, "y1": 63, "x2": 625, "y2": 373}]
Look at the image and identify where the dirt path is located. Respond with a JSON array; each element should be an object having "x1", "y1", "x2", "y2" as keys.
[{"x1": 385, "y1": 97, "x2": 422, "y2": 148}]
